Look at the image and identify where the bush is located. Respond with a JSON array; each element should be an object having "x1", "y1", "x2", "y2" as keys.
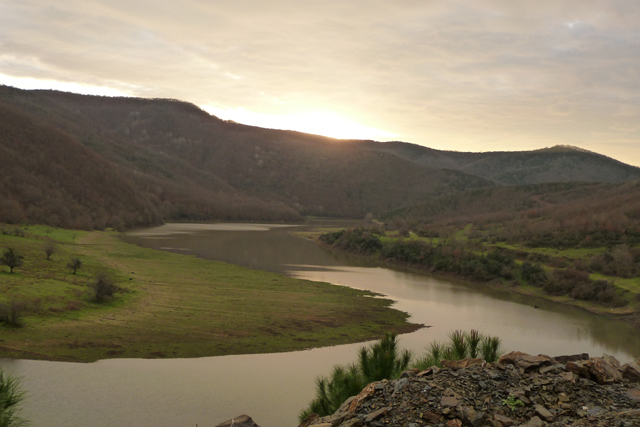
[
  {"x1": 0, "y1": 301, "x2": 25, "y2": 327},
  {"x1": 0, "y1": 369, "x2": 27, "y2": 427},
  {"x1": 90, "y1": 273, "x2": 118, "y2": 303},
  {"x1": 413, "y1": 330, "x2": 503, "y2": 370},
  {"x1": 300, "y1": 332, "x2": 410, "y2": 420}
]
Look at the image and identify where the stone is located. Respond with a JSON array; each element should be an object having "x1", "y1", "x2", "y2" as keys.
[
  {"x1": 627, "y1": 388, "x2": 640, "y2": 403},
  {"x1": 442, "y1": 358, "x2": 485, "y2": 369},
  {"x1": 621, "y1": 362, "x2": 640, "y2": 382},
  {"x1": 215, "y1": 414, "x2": 260, "y2": 427},
  {"x1": 589, "y1": 357, "x2": 623, "y2": 384},
  {"x1": 364, "y1": 407, "x2": 388, "y2": 423},
  {"x1": 534, "y1": 404, "x2": 554, "y2": 422},
  {"x1": 566, "y1": 360, "x2": 592, "y2": 378},
  {"x1": 445, "y1": 420, "x2": 463, "y2": 427},
  {"x1": 494, "y1": 413, "x2": 515, "y2": 427},
  {"x1": 423, "y1": 411, "x2": 441, "y2": 424},
  {"x1": 539, "y1": 364, "x2": 563, "y2": 375},
  {"x1": 498, "y1": 352, "x2": 553, "y2": 371},
  {"x1": 338, "y1": 419, "x2": 362, "y2": 427},
  {"x1": 520, "y1": 416, "x2": 544, "y2": 427},
  {"x1": 401, "y1": 369, "x2": 417, "y2": 378},
  {"x1": 602, "y1": 353, "x2": 621, "y2": 368},
  {"x1": 459, "y1": 405, "x2": 485, "y2": 427},
  {"x1": 552, "y1": 353, "x2": 589, "y2": 364},
  {"x1": 442, "y1": 396, "x2": 459, "y2": 407},
  {"x1": 393, "y1": 377, "x2": 409, "y2": 395}
]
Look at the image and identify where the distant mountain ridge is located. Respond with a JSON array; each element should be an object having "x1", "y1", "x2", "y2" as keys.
[
  {"x1": 1, "y1": 85, "x2": 639, "y2": 229},
  {"x1": 356, "y1": 141, "x2": 640, "y2": 185}
]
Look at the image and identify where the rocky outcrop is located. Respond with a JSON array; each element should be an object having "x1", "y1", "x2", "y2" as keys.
[{"x1": 302, "y1": 352, "x2": 640, "y2": 427}]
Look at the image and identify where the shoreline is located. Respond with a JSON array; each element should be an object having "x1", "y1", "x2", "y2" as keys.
[{"x1": 306, "y1": 235, "x2": 640, "y2": 330}]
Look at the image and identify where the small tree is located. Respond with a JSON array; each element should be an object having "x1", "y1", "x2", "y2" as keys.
[
  {"x1": 1, "y1": 248, "x2": 24, "y2": 273},
  {"x1": 43, "y1": 241, "x2": 57, "y2": 261},
  {"x1": 67, "y1": 258, "x2": 82, "y2": 274},
  {"x1": 91, "y1": 273, "x2": 118, "y2": 303}
]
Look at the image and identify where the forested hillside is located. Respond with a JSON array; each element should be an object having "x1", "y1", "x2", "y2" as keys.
[{"x1": 1, "y1": 85, "x2": 639, "y2": 230}]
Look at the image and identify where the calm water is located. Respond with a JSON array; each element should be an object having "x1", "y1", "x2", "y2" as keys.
[{"x1": 2, "y1": 222, "x2": 639, "y2": 427}]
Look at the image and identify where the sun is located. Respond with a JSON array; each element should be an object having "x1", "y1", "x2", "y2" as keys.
[{"x1": 201, "y1": 106, "x2": 398, "y2": 141}]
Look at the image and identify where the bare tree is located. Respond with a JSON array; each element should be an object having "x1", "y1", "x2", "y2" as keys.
[{"x1": 43, "y1": 241, "x2": 57, "y2": 260}]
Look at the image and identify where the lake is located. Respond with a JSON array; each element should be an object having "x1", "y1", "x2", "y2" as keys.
[{"x1": 1, "y1": 221, "x2": 638, "y2": 427}]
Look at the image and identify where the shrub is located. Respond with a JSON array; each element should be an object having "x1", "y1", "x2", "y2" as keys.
[
  {"x1": 0, "y1": 301, "x2": 25, "y2": 327},
  {"x1": 300, "y1": 332, "x2": 411, "y2": 421},
  {"x1": 413, "y1": 330, "x2": 503, "y2": 370},
  {"x1": 90, "y1": 273, "x2": 118, "y2": 303},
  {"x1": 0, "y1": 369, "x2": 27, "y2": 427},
  {"x1": 67, "y1": 258, "x2": 82, "y2": 274}
]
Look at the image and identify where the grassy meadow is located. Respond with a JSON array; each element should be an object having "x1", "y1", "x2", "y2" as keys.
[{"x1": 0, "y1": 225, "x2": 418, "y2": 362}]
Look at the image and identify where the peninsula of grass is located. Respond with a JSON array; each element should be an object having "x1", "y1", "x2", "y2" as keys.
[{"x1": 0, "y1": 225, "x2": 420, "y2": 362}]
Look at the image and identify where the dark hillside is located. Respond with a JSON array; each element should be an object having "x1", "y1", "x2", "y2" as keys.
[
  {"x1": 0, "y1": 102, "x2": 161, "y2": 229},
  {"x1": 0, "y1": 86, "x2": 492, "y2": 225}
]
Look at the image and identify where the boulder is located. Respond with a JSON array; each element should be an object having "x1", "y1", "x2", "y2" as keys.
[
  {"x1": 215, "y1": 414, "x2": 260, "y2": 427},
  {"x1": 566, "y1": 360, "x2": 592, "y2": 378},
  {"x1": 494, "y1": 413, "x2": 515, "y2": 427},
  {"x1": 622, "y1": 362, "x2": 640, "y2": 382},
  {"x1": 589, "y1": 357, "x2": 623, "y2": 384},
  {"x1": 552, "y1": 353, "x2": 589, "y2": 364},
  {"x1": 498, "y1": 352, "x2": 553, "y2": 371}
]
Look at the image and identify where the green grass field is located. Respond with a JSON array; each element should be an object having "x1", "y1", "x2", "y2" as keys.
[{"x1": 0, "y1": 226, "x2": 419, "y2": 362}]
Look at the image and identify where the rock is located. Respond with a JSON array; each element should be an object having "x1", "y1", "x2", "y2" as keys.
[
  {"x1": 459, "y1": 405, "x2": 485, "y2": 427},
  {"x1": 401, "y1": 369, "x2": 417, "y2": 378},
  {"x1": 627, "y1": 388, "x2": 640, "y2": 403},
  {"x1": 589, "y1": 357, "x2": 623, "y2": 384},
  {"x1": 566, "y1": 360, "x2": 592, "y2": 378},
  {"x1": 602, "y1": 353, "x2": 621, "y2": 368},
  {"x1": 520, "y1": 416, "x2": 544, "y2": 427},
  {"x1": 306, "y1": 350, "x2": 640, "y2": 427},
  {"x1": 442, "y1": 396, "x2": 459, "y2": 407},
  {"x1": 423, "y1": 411, "x2": 441, "y2": 423},
  {"x1": 494, "y1": 413, "x2": 515, "y2": 427},
  {"x1": 442, "y1": 358, "x2": 485, "y2": 369},
  {"x1": 364, "y1": 407, "x2": 388, "y2": 423},
  {"x1": 552, "y1": 353, "x2": 589, "y2": 364},
  {"x1": 534, "y1": 404, "x2": 554, "y2": 422},
  {"x1": 538, "y1": 364, "x2": 563, "y2": 375},
  {"x1": 621, "y1": 362, "x2": 640, "y2": 382},
  {"x1": 393, "y1": 377, "x2": 408, "y2": 395},
  {"x1": 445, "y1": 420, "x2": 463, "y2": 427},
  {"x1": 215, "y1": 414, "x2": 260, "y2": 427},
  {"x1": 498, "y1": 352, "x2": 553, "y2": 371},
  {"x1": 338, "y1": 419, "x2": 362, "y2": 427}
]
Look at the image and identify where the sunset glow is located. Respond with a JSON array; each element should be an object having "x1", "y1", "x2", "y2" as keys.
[{"x1": 201, "y1": 106, "x2": 398, "y2": 140}]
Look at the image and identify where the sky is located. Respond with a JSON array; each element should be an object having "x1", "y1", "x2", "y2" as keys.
[{"x1": 1, "y1": 1, "x2": 640, "y2": 166}]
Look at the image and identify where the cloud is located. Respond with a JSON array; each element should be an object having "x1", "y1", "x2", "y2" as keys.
[{"x1": 1, "y1": 0, "x2": 639, "y2": 164}]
